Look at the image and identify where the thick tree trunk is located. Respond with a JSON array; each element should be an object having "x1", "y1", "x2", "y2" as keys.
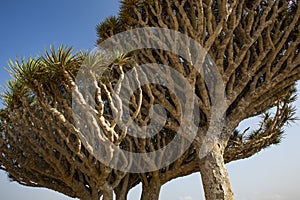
[
  {"x1": 115, "y1": 175, "x2": 130, "y2": 200},
  {"x1": 102, "y1": 190, "x2": 113, "y2": 200},
  {"x1": 199, "y1": 143, "x2": 234, "y2": 200},
  {"x1": 116, "y1": 191, "x2": 128, "y2": 200},
  {"x1": 81, "y1": 194, "x2": 100, "y2": 200},
  {"x1": 140, "y1": 181, "x2": 161, "y2": 200},
  {"x1": 79, "y1": 188, "x2": 101, "y2": 200}
]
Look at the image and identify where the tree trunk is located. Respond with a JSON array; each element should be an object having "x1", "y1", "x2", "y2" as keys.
[
  {"x1": 80, "y1": 188, "x2": 101, "y2": 200},
  {"x1": 116, "y1": 191, "x2": 128, "y2": 200},
  {"x1": 140, "y1": 181, "x2": 161, "y2": 200},
  {"x1": 115, "y1": 174, "x2": 130, "y2": 200},
  {"x1": 199, "y1": 143, "x2": 234, "y2": 200},
  {"x1": 102, "y1": 190, "x2": 113, "y2": 200}
]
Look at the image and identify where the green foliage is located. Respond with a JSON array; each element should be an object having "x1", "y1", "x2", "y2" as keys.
[
  {"x1": 1, "y1": 45, "x2": 83, "y2": 110},
  {"x1": 96, "y1": 16, "x2": 126, "y2": 44},
  {"x1": 230, "y1": 86, "x2": 298, "y2": 147}
]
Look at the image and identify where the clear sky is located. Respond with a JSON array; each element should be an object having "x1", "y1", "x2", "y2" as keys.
[{"x1": 0, "y1": 1, "x2": 299, "y2": 200}]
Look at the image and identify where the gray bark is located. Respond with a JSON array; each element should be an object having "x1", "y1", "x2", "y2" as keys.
[
  {"x1": 140, "y1": 181, "x2": 161, "y2": 200},
  {"x1": 102, "y1": 190, "x2": 113, "y2": 200},
  {"x1": 199, "y1": 143, "x2": 234, "y2": 200}
]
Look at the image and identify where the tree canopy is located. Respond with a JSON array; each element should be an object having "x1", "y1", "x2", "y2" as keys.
[{"x1": 1, "y1": 0, "x2": 299, "y2": 199}]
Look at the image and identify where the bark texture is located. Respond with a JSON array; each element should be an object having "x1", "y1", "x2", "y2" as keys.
[
  {"x1": 200, "y1": 144, "x2": 234, "y2": 200},
  {"x1": 141, "y1": 181, "x2": 161, "y2": 200}
]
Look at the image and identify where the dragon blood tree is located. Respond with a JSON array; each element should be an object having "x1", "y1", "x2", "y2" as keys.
[{"x1": 1, "y1": 0, "x2": 300, "y2": 199}]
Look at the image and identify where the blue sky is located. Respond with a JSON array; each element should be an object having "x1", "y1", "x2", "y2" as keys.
[{"x1": 0, "y1": 1, "x2": 299, "y2": 200}]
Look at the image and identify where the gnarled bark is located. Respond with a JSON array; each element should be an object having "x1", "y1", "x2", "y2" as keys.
[
  {"x1": 141, "y1": 181, "x2": 161, "y2": 200},
  {"x1": 199, "y1": 143, "x2": 234, "y2": 200}
]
